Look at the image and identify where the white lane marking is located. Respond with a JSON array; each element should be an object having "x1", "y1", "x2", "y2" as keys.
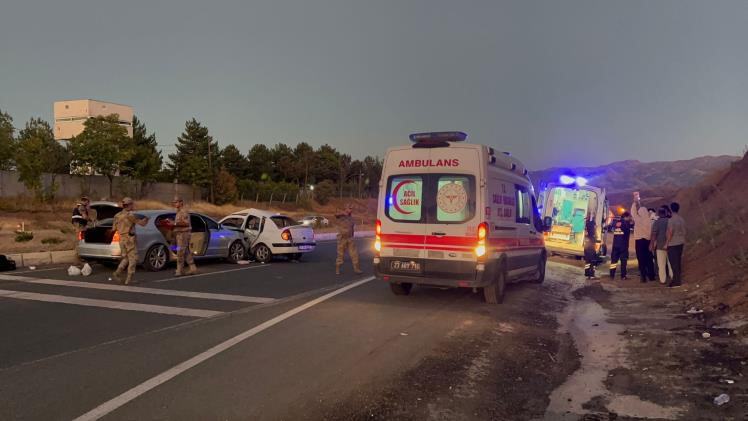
[
  {"x1": 0, "y1": 289, "x2": 223, "y2": 318},
  {"x1": 73, "y1": 276, "x2": 375, "y2": 421},
  {"x1": 10, "y1": 266, "x2": 66, "y2": 275},
  {"x1": 0, "y1": 274, "x2": 275, "y2": 304},
  {"x1": 151, "y1": 264, "x2": 271, "y2": 283}
]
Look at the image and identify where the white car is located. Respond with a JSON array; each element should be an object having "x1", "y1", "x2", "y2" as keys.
[
  {"x1": 299, "y1": 215, "x2": 330, "y2": 227},
  {"x1": 220, "y1": 208, "x2": 316, "y2": 263}
]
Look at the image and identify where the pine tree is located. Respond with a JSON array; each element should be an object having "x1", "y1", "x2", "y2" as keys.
[{"x1": 168, "y1": 118, "x2": 220, "y2": 201}]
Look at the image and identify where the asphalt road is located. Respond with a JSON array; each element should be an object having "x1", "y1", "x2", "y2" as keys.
[{"x1": 0, "y1": 239, "x2": 577, "y2": 421}]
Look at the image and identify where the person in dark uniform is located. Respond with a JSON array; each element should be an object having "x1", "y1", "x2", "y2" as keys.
[
  {"x1": 609, "y1": 211, "x2": 633, "y2": 280},
  {"x1": 583, "y1": 213, "x2": 598, "y2": 279}
]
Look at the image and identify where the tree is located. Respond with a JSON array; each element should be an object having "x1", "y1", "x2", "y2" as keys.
[
  {"x1": 271, "y1": 143, "x2": 295, "y2": 182},
  {"x1": 0, "y1": 109, "x2": 15, "y2": 170},
  {"x1": 122, "y1": 116, "x2": 162, "y2": 184},
  {"x1": 362, "y1": 156, "x2": 383, "y2": 197},
  {"x1": 213, "y1": 168, "x2": 238, "y2": 205},
  {"x1": 168, "y1": 118, "x2": 220, "y2": 202},
  {"x1": 314, "y1": 179, "x2": 336, "y2": 205},
  {"x1": 293, "y1": 142, "x2": 315, "y2": 187},
  {"x1": 69, "y1": 114, "x2": 133, "y2": 198},
  {"x1": 313, "y1": 144, "x2": 340, "y2": 183},
  {"x1": 219, "y1": 144, "x2": 250, "y2": 179},
  {"x1": 15, "y1": 118, "x2": 70, "y2": 200},
  {"x1": 246, "y1": 144, "x2": 274, "y2": 181},
  {"x1": 338, "y1": 153, "x2": 351, "y2": 198}
]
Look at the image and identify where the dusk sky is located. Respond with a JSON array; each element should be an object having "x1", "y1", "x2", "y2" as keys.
[{"x1": 1, "y1": 0, "x2": 747, "y2": 169}]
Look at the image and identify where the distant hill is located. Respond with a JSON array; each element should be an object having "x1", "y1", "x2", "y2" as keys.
[{"x1": 529, "y1": 155, "x2": 740, "y2": 205}]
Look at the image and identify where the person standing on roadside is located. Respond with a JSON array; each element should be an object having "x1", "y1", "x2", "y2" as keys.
[
  {"x1": 631, "y1": 192, "x2": 655, "y2": 282},
  {"x1": 583, "y1": 213, "x2": 598, "y2": 279},
  {"x1": 112, "y1": 197, "x2": 149, "y2": 285},
  {"x1": 665, "y1": 202, "x2": 687, "y2": 288},
  {"x1": 172, "y1": 197, "x2": 197, "y2": 276},
  {"x1": 71, "y1": 195, "x2": 97, "y2": 263},
  {"x1": 335, "y1": 203, "x2": 363, "y2": 275},
  {"x1": 649, "y1": 206, "x2": 672, "y2": 285},
  {"x1": 609, "y1": 211, "x2": 633, "y2": 280}
]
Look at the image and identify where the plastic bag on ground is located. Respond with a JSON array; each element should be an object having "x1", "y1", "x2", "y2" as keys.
[
  {"x1": 81, "y1": 263, "x2": 93, "y2": 276},
  {"x1": 67, "y1": 265, "x2": 82, "y2": 276}
]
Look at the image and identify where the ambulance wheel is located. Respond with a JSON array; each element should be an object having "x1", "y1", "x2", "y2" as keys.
[
  {"x1": 483, "y1": 267, "x2": 506, "y2": 304},
  {"x1": 390, "y1": 283, "x2": 412, "y2": 296},
  {"x1": 532, "y1": 256, "x2": 546, "y2": 284}
]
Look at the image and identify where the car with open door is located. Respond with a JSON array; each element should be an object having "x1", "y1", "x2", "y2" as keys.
[
  {"x1": 78, "y1": 207, "x2": 247, "y2": 271},
  {"x1": 220, "y1": 208, "x2": 316, "y2": 263}
]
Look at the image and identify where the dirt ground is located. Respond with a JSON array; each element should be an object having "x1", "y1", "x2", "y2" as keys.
[{"x1": 308, "y1": 261, "x2": 747, "y2": 421}]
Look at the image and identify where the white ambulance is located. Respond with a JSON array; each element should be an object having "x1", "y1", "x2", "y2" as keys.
[{"x1": 373, "y1": 132, "x2": 550, "y2": 304}]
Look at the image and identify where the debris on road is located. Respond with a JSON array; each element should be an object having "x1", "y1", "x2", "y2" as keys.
[
  {"x1": 67, "y1": 265, "x2": 81, "y2": 276},
  {"x1": 236, "y1": 260, "x2": 251, "y2": 265},
  {"x1": 28, "y1": 266, "x2": 36, "y2": 270},
  {"x1": 713, "y1": 393, "x2": 730, "y2": 406},
  {"x1": 81, "y1": 263, "x2": 92, "y2": 276},
  {"x1": 702, "y1": 332, "x2": 711, "y2": 339},
  {"x1": 400, "y1": 332, "x2": 409, "y2": 336},
  {"x1": 686, "y1": 307, "x2": 704, "y2": 314}
]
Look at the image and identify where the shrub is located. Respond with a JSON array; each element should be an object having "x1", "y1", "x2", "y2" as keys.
[
  {"x1": 15, "y1": 231, "x2": 34, "y2": 242},
  {"x1": 314, "y1": 180, "x2": 335, "y2": 205},
  {"x1": 41, "y1": 237, "x2": 63, "y2": 245}
]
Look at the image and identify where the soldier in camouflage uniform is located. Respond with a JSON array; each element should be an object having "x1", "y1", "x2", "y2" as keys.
[
  {"x1": 172, "y1": 197, "x2": 197, "y2": 276},
  {"x1": 112, "y1": 197, "x2": 149, "y2": 285},
  {"x1": 335, "y1": 203, "x2": 362, "y2": 275},
  {"x1": 71, "y1": 195, "x2": 97, "y2": 263}
]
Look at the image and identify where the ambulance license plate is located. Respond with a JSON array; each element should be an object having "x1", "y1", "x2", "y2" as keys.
[{"x1": 390, "y1": 260, "x2": 421, "y2": 273}]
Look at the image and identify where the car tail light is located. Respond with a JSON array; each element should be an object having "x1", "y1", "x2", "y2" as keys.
[
  {"x1": 475, "y1": 222, "x2": 488, "y2": 257},
  {"x1": 112, "y1": 231, "x2": 120, "y2": 243},
  {"x1": 77, "y1": 231, "x2": 84, "y2": 241},
  {"x1": 374, "y1": 219, "x2": 382, "y2": 253},
  {"x1": 281, "y1": 229, "x2": 291, "y2": 241}
]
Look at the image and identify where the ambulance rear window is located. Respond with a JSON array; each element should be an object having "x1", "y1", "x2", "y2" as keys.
[
  {"x1": 385, "y1": 174, "x2": 475, "y2": 224},
  {"x1": 387, "y1": 176, "x2": 423, "y2": 221}
]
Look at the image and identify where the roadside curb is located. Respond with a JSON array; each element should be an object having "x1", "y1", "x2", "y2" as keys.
[
  {"x1": 314, "y1": 231, "x2": 375, "y2": 242},
  {"x1": 6, "y1": 250, "x2": 77, "y2": 268}
]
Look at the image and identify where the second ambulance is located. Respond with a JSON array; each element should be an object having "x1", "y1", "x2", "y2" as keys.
[{"x1": 373, "y1": 132, "x2": 550, "y2": 304}]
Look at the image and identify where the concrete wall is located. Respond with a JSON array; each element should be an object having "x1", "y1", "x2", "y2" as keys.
[{"x1": 0, "y1": 170, "x2": 200, "y2": 202}]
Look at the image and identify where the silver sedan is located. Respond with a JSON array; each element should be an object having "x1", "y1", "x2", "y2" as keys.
[{"x1": 78, "y1": 205, "x2": 247, "y2": 271}]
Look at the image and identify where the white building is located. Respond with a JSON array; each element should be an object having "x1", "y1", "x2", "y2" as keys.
[{"x1": 54, "y1": 99, "x2": 133, "y2": 140}]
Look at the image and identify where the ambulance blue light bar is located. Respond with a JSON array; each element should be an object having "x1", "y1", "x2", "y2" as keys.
[
  {"x1": 409, "y1": 131, "x2": 467, "y2": 143},
  {"x1": 559, "y1": 174, "x2": 589, "y2": 187}
]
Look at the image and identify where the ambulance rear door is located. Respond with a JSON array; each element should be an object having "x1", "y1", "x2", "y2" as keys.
[
  {"x1": 422, "y1": 146, "x2": 482, "y2": 275},
  {"x1": 380, "y1": 148, "x2": 428, "y2": 272}
]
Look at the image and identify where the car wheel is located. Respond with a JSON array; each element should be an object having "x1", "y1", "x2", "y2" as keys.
[
  {"x1": 144, "y1": 244, "x2": 169, "y2": 272},
  {"x1": 254, "y1": 243, "x2": 272, "y2": 263},
  {"x1": 227, "y1": 241, "x2": 246, "y2": 264},
  {"x1": 483, "y1": 266, "x2": 506, "y2": 304},
  {"x1": 532, "y1": 255, "x2": 546, "y2": 284},
  {"x1": 390, "y1": 282, "x2": 412, "y2": 295}
]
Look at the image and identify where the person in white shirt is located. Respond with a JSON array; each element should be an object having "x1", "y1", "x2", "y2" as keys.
[{"x1": 631, "y1": 192, "x2": 655, "y2": 282}]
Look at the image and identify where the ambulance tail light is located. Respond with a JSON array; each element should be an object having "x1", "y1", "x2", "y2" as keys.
[
  {"x1": 111, "y1": 231, "x2": 120, "y2": 244},
  {"x1": 374, "y1": 219, "x2": 382, "y2": 253},
  {"x1": 281, "y1": 229, "x2": 292, "y2": 241},
  {"x1": 475, "y1": 222, "x2": 488, "y2": 258}
]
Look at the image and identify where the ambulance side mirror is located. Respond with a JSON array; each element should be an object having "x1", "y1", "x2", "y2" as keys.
[{"x1": 543, "y1": 216, "x2": 553, "y2": 232}]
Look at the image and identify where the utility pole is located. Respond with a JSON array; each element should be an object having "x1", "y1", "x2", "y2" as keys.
[{"x1": 207, "y1": 140, "x2": 215, "y2": 203}]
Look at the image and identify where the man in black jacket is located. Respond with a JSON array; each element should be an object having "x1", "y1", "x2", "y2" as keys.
[{"x1": 609, "y1": 211, "x2": 633, "y2": 280}]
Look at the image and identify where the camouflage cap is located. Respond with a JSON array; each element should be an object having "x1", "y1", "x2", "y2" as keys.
[{"x1": 121, "y1": 197, "x2": 134, "y2": 205}]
